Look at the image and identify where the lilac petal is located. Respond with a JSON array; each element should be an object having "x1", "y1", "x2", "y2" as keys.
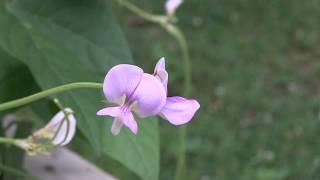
[
  {"x1": 154, "y1": 57, "x2": 166, "y2": 72},
  {"x1": 96, "y1": 106, "x2": 122, "y2": 117},
  {"x1": 111, "y1": 117, "x2": 123, "y2": 135},
  {"x1": 160, "y1": 96, "x2": 200, "y2": 125},
  {"x1": 45, "y1": 108, "x2": 77, "y2": 146},
  {"x1": 165, "y1": 0, "x2": 183, "y2": 15},
  {"x1": 131, "y1": 73, "x2": 167, "y2": 118},
  {"x1": 154, "y1": 57, "x2": 168, "y2": 92},
  {"x1": 99, "y1": 107, "x2": 137, "y2": 135},
  {"x1": 103, "y1": 64, "x2": 143, "y2": 104},
  {"x1": 122, "y1": 112, "x2": 138, "y2": 135},
  {"x1": 110, "y1": 111, "x2": 137, "y2": 135}
]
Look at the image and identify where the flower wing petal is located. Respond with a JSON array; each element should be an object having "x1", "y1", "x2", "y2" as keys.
[
  {"x1": 103, "y1": 64, "x2": 143, "y2": 104},
  {"x1": 123, "y1": 112, "x2": 138, "y2": 135},
  {"x1": 111, "y1": 117, "x2": 123, "y2": 135},
  {"x1": 96, "y1": 106, "x2": 122, "y2": 117},
  {"x1": 154, "y1": 57, "x2": 168, "y2": 92},
  {"x1": 160, "y1": 96, "x2": 200, "y2": 125},
  {"x1": 132, "y1": 73, "x2": 167, "y2": 117}
]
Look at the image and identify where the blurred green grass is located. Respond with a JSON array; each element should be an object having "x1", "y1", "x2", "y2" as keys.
[{"x1": 117, "y1": 0, "x2": 320, "y2": 179}]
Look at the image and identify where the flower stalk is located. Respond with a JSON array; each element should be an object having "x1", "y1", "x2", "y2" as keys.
[
  {"x1": 116, "y1": 0, "x2": 166, "y2": 23},
  {"x1": 163, "y1": 23, "x2": 190, "y2": 180},
  {"x1": 113, "y1": 0, "x2": 193, "y2": 179},
  {"x1": 0, "y1": 136, "x2": 18, "y2": 146},
  {"x1": 0, "y1": 82, "x2": 102, "y2": 112},
  {"x1": 163, "y1": 24, "x2": 191, "y2": 96}
]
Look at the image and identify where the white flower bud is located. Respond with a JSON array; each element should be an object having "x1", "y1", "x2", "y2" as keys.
[
  {"x1": 165, "y1": 0, "x2": 183, "y2": 16},
  {"x1": 33, "y1": 108, "x2": 76, "y2": 146}
]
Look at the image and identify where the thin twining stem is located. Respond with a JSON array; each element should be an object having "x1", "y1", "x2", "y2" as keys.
[
  {"x1": 116, "y1": 0, "x2": 165, "y2": 23},
  {"x1": 0, "y1": 136, "x2": 17, "y2": 145},
  {"x1": 113, "y1": 1, "x2": 193, "y2": 180},
  {"x1": 0, "y1": 82, "x2": 103, "y2": 112}
]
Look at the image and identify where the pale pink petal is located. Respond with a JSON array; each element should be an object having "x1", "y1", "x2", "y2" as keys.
[
  {"x1": 154, "y1": 57, "x2": 168, "y2": 92},
  {"x1": 122, "y1": 112, "x2": 138, "y2": 135},
  {"x1": 110, "y1": 112, "x2": 138, "y2": 135},
  {"x1": 103, "y1": 64, "x2": 144, "y2": 104},
  {"x1": 111, "y1": 117, "x2": 123, "y2": 135},
  {"x1": 96, "y1": 106, "x2": 122, "y2": 117},
  {"x1": 131, "y1": 73, "x2": 167, "y2": 118},
  {"x1": 165, "y1": 0, "x2": 183, "y2": 15},
  {"x1": 154, "y1": 57, "x2": 166, "y2": 72},
  {"x1": 46, "y1": 108, "x2": 77, "y2": 146},
  {"x1": 160, "y1": 96, "x2": 200, "y2": 125}
]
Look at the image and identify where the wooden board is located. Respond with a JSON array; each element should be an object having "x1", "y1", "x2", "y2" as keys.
[{"x1": 24, "y1": 148, "x2": 117, "y2": 180}]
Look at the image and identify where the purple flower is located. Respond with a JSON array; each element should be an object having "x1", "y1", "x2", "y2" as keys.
[{"x1": 97, "y1": 57, "x2": 200, "y2": 135}]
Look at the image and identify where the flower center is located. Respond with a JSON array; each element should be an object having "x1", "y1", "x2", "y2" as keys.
[{"x1": 120, "y1": 94, "x2": 137, "y2": 112}]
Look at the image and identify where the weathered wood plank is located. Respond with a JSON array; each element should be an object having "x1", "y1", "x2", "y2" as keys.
[{"x1": 23, "y1": 148, "x2": 117, "y2": 180}]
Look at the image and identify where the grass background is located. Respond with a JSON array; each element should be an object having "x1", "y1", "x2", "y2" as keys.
[{"x1": 116, "y1": 0, "x2": 320, "y2": 179}]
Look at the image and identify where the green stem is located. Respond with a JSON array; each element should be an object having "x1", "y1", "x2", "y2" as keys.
[
  {"x1": 163, "y1": 24, "x2": 192, "y2": 96},
  {"x1": 164, "y1": 24, "x2": 191, "y2": 180},
  {"x1": 115, "y1": 0, "x2": 165, "y2": 23},
  {"x1": 0, "y1": 82, "x2": 103, "y2": 112},
  {"x1": 113, "y1": 2, "x2": 193, "y2": 179},
  {"x1": 0, "y1": 137, "x2": 17, "y2": 145},
  {"x1": 0, "y1": 138, "x2": 31, "y2": 152}
]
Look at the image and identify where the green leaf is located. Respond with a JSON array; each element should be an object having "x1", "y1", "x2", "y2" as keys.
[
  {"x1": 74, "y1": 118, "x2": 160, "y2": 180},
  {"x1": 0, "y1": 0, "x2": 159, "y2": 179},
  {"x1": 0, "y1": 48, "x2": 39, "y2": 104}
]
